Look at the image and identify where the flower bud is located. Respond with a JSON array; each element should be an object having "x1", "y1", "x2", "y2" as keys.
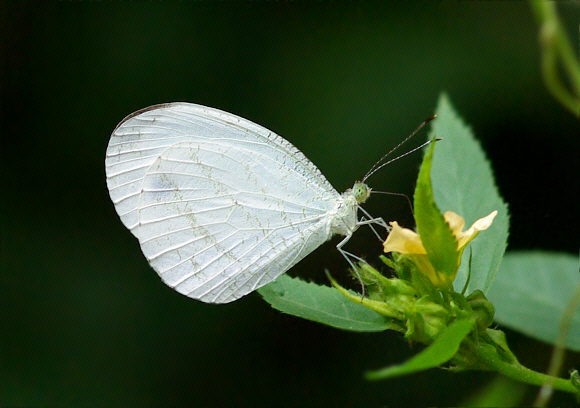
[{"x1": 466, "y1": 290, "x2": 495, "y2": 330}]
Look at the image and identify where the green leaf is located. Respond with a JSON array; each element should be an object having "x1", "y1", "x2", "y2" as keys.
[
  {"x1": 487, "y1": 251, "x2": 580, "y2": 351},
  {"x1": 462, "y1": 376, "x2": 527, "y2": 408},
  {"x1": 258, "y1": 275, "x2": 398, "y2": 332},
  {"x1": 414, "y1": 141, "x2": 459, "y2": 287},
  {"x1": 366, "y1": 317, "x2": 475, "y2": 380},
  {"x1": 429, "y1": 94, "x2": 509, "y2": 294}
]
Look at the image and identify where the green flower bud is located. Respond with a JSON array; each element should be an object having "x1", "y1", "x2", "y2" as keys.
[
  {"x1": 466, "y1": 290, "x2": 495, "y2": 330},
  {"x1": 405, "y1": 298, "x2": 451, "y2": 343},
  {"x1": 570, "y1": 370, "x2": 580, "y2": 392}
]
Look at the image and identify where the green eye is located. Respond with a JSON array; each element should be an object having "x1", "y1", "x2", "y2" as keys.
[{"x1": 352, "y1": 182, "x2": 371, "y2": 204}]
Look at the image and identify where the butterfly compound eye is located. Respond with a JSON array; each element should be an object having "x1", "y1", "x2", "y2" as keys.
[{"x1": 352, "y1": 182, "x2": 371, "y2": 204}]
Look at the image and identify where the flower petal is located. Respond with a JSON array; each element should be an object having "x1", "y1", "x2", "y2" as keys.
[
  {"x1": 443, "y1": 211, "x2": 466, "y2": 236},
  {"x1": 456, "y1": 210, "x2": 498, "y2": 249},
  {"x1": 383, "y1": 221, "x2": 427, "y2": 254}
]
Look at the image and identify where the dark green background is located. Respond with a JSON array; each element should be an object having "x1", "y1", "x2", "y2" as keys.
[{"x1": 2, "y1": 2, "x2": 578, "y2": 407}]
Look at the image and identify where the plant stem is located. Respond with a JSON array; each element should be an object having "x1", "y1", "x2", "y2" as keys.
[
  {"x1": 534, "y1": 282, "x2": 580, "y2": 407},
  {"x1": 530, "y1": 2, "x2": 580, "y2": 116},
  {"x1": 473, "y1": 342, "x2": 579, "y2": 395}
]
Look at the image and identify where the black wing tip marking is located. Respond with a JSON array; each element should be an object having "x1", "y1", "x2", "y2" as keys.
[{"x1": 112, "y1": 102, "x2": 196, "y2": 133}]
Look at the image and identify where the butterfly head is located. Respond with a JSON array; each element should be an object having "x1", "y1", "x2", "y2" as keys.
[{"x1": 352, "y1": 181, "x2": 371, "y2": 204}]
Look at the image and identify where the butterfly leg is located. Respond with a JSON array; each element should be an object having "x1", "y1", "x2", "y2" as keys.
[
  {"x1": 336, "y1": 232, "x2": 368, "y2": 298},
  {"x1": 357, "y1": 206, "x2": 391, "y2": 242}
]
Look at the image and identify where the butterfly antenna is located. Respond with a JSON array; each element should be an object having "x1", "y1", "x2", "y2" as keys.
[
  {"x1": 362, "y1": 114, "x2": 437, "y2": 182},
  {"x1": 363, "y1": 138, "x2": 441, "y2": 183},
  {"x1": 371, "y1": 190, "x2": 414, "y2": 214}
]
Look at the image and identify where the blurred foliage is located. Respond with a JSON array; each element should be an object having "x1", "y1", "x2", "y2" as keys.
[
  {"x1": 463, "y1": 376, "x2": 527, "y2": 407},
  {"x1": 1, "y1": 2, "x2": 578, "y2": 407},
  {"x1": 531, "y1": 2, "x2": 580, "y2": 116}
]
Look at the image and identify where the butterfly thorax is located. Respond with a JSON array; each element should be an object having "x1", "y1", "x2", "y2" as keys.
[{"x1": 328, "y1": 182, "x2": 370, "y2": 237}]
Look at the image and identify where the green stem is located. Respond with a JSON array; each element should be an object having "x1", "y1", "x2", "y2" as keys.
[
  {"x1": 534, "y1": 283, "x2": 580, "y2": 406},
  {"x1": 537, "y1": 3, "x2": 580, "y2": 93},
  {"x1": 473, "y1": 342, "x2": 579, "y2": 395},
  {"x1": 530, "y1": 2, "x2": 580, "y2": 116},
  {"x1": 540, "y1": 37, "x2": 579, "y2": 116}
]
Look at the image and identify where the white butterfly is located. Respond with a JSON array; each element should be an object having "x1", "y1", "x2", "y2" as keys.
[{"x1": 105, "y1": 103, "x2": 388, "y2": 303}]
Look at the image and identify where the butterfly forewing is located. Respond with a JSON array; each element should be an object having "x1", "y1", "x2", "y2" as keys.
[{"x1": 105, "y1": 103, "x2": 345, "y2": 303}]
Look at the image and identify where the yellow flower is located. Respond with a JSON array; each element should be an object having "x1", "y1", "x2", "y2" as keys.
[{"x1": 383, "y1": 210, "x2": 498, "y2": 287}]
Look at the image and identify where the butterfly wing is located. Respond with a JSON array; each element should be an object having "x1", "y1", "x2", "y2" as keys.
[{"x1": 105, "y1": 103, "x2": 343, "y2": 303}]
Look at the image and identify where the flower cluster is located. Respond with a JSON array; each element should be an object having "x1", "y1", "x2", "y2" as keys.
[{"x1": 383, "y1": 210, "x2": 498, "y2": 288}]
